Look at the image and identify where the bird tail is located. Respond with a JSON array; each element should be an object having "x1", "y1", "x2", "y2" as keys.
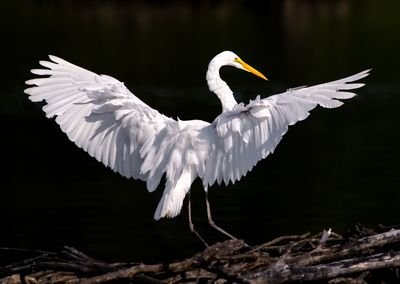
[{"x1": 154, "y1": 168, "x2": 194, "y2": 220}]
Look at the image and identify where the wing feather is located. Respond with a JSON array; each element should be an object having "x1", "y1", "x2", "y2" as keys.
[
  {"x1": 25, "y1": 55, "x2": 216, "y2": 219},
  {"x1": 202, "y1": 70, "x2": 370, "y2": 187},
  {"x1": 25, "y1": 55, "x2": 173, "y2": 186}
]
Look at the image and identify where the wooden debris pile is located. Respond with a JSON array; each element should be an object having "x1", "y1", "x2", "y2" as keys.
[{"x1": 1, "y1": 225, "x2": 400, "y2": 283}]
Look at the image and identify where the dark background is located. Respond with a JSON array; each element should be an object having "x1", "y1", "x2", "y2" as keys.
[{"x1": 1, "y1": 0, "x2": 399, "y2": 263}]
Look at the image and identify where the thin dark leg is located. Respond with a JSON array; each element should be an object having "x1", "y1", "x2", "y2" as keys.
[
  {"x1": 188, "y1": 192, "x2": 209, "y2": 247},
  {"x1": 205, "y1": 192, "x2": 238, "y2": 240}
]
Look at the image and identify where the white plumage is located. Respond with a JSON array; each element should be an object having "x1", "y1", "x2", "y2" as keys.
[{"x1": 25, "y1": 51, "x2": 369, "y2": 223}]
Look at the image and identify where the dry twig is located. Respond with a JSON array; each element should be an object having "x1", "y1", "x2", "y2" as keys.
[{"x1": 1, "y1": 225, "x2": 400, "y2": 283}]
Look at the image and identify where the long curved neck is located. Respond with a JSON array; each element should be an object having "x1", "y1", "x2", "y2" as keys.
[{"x1": 206, "y1": 59, "x2": 237, "y2": 112}]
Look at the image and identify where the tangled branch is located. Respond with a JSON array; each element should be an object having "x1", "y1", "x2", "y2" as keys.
[{"x1": 1, "y1": 225, "x2": 400, "y2": 283}]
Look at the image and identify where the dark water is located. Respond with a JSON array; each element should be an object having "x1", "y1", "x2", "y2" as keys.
[{"x1": 1, "y1": 0, "x2": 400, "y2": 264}]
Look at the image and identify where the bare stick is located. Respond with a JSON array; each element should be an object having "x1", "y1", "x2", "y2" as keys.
[{"x1": 2, "y1": 226, "x2": 400, "y2": 283}]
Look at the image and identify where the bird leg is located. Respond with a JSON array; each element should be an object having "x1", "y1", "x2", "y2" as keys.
[
  {"x1": 188, "y1": 192, "x2": 209, "y2": 247},
  {"x1": 205, "y1": 192, "x2": 238, "y2": 240}
]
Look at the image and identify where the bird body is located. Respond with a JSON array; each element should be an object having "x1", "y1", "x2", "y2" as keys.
[{"x1": 25, "y1": 51, "x2": 369, "y2": 225}]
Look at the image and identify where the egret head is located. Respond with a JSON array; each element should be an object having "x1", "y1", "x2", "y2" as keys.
[
  {"x1": 217, "y1": 51, "x2": 268, "y2": 81},
  {"x1": 207, "y1": 51, "x2": 269, "y2": 111}
]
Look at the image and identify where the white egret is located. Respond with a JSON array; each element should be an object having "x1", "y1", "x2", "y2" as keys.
[{"x1": 25, "y1": 51, "x2": 369, "y2": 245}]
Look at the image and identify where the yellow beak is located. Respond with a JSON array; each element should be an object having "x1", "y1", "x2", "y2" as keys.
[{"x1": 235, "y1": 58, "x2": 268, "y2": 81}]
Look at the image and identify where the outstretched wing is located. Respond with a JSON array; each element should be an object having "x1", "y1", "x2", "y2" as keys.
[
  {"x1": 24, "y1": 56, "x2": 173, "y2": 189},
  {"x1": 202, "y1": 70, "x2": 370, "y2": 187}
]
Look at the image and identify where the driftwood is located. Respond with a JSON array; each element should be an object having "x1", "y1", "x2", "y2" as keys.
[{"x1": 1, "y1": 225, "x2": 400, "y2": 283}]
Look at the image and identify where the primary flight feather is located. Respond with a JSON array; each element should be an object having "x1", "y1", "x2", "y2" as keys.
[{"x1": 25, "y1": 51, "x2": 369, "y2": 242}]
